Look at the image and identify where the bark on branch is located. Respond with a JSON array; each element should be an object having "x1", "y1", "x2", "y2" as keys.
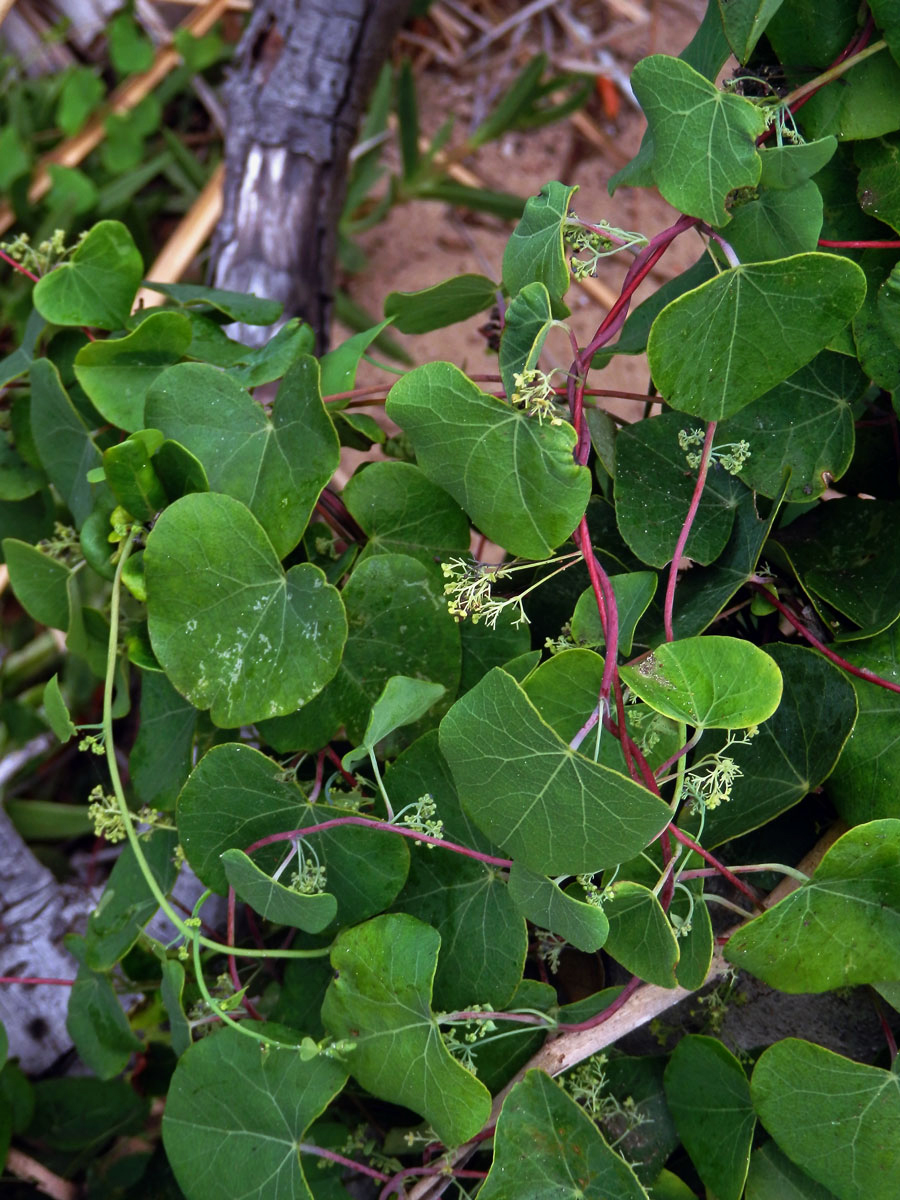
[{"x1": 211, "y1": 0, "x2": 410, "y2": 351}]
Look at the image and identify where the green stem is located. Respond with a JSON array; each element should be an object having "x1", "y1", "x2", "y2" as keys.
[
  {"x1": 102, "y1": 529, "x2": 328, "y2": 961},
  {"x1": 189, "y1": 892, "x2": 306, "y2": 1051},
  {"x1": 782, "y1": 39, "x2": 887, "y2": 107}
]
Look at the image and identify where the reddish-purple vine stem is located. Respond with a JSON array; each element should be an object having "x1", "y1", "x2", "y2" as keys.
[
  {"x1": 663, "y1": 421, "x2": 717, "y2": 642},
  {"x1": 0, "y1": 975, "x2": 75, "y2": 986},
  {"x1": 0, "y1": 246, "x2": 39, "y2": 283},
  {"x1": 752, "y1": 584, "x2": 900, "y2": 694},
  {"x1": 298, "y1": 1143, "x2": 390, "y2": 1184},
  {"x1": 245, "y1": 817, "x2": 513, "y2": 868},
  {"x1": 557, "y1": 974, "x2": 641, "y2": 1032},
  {"x1": 667, "y1": 825, "x2": 760, "y2": 904},
  {"x1": 819, "y1": 238, "x2": 900, "y2": 248}
]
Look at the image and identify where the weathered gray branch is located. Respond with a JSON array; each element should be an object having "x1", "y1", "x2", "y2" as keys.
[{"x1": 211, "y1": 0, "x2": 410, "y2": 351}]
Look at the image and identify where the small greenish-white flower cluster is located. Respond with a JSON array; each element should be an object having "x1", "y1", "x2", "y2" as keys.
[
  {"x1": 577, "y1": 873, "x2": 615, "y2": 909},
  {"x1": 564, "y1": 216, "x2": 647, "y2": 280},
  {"x1": 510, "y1": 368, "x2": 565, "y2": 425},
  {"x1": 37, "y1": 522, "x2": 81, "y2": 564},
  {"x1": 88, "y1": 786, "x2": 128, "y2": 843},
  {"x1": 79, "y1": 731, "x2": 106, "y2": 756},
  {"x1": 560, "y1": 1053, "x2": 609, "y2": 1116},
  {"x1": 683, "y1": 727, "x2": 759, "y2": 813},
  {"x1": 678, "y1": 427, "x2": 751, "y2": 475},
  {"x1": 1, "y1": 228, "x2": 86, "y2": 276},
  {"x1": 395, "y1": 793, "x2": 444, "y2": 845},
  {"x1": 535, "y1": 929, "x2": 567, "y2": 974},
  {"x1": 441, "y1": 556, "x2": 515, "y2": 627},
  {"x1": 439, "y1": 1004, "x2": 498, "y2": 1074},
  {"x1": 290, "y1": 860, "x2": 328, "y2": 894}
]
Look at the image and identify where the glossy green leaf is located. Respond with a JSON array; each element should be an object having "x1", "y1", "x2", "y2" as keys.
[
  {"x1": 102, "y1": 431, "x2": 168, "y2": 521},
  {"x1": 385, "y1": 730, "x2": 527, "y2": 1009},
  {"x1": 759, "y1": 137, "x2": 837, "y2": 189},
  {"x1": 130, "y1": 670, "x2": 197, "y2": 811},
  {"x1": 0, "y1": 126, "x2": 30, "y2": 190},
  {"x1": 746, "y1": 1141, "x2": 840, "y2": 1200},
  {"x1": 163, "y1": 1027, "x2": 348, "y2": 1200},
  {"x1": 258, "y1": 553, "x2": 459, "y2": 751},
  {"x1": 56, "y1": 68, "x2": 105, "y2": 137},
  {"x1": 343, "y1": 676, "x2": 446, "y2": 771},
  {"x1": 2, "y1": 539, "x2": 71, "y2": 629},
  {"x1": 221, "y1": 849, "x2": 338, "y2": 933},
  {"x1": 440, "y1": 667, "x2": 671, "y2": 874},
  {"x1": 827, "y1": 625, "x2": 900, "y2": 823},
  {"x1": 501, "y1": 180, "x2": 577, "y2": 305},
  {"x1": 718, "y1": 0, "x2": 786, "y2": 62},
  {"x1": 718, "y1": 351, "x2": 862, "y2": 502},
  {"x1": 146, "y1": 357, "x2": 338, "y2": 559},
  {"x1": 614, "y1": 412, "x2": 742, "y2": 568},
  {"x1": 620, "y1": 636, "x2": 783, "y2": 729},
  {"x1": 158, "y1": 958, "x2": 191, "y2": 1058},
  {"x1": 521, "y1": 649, "x2": 682, "y2": 775},
  {"x1": 571, "y1": 571, "x2": 658, "y2": 656},
  {"x1": 498, "y1": 281, "x2": 554, "y2": 402},
  {"x1": 73, "y1": 311, "x2": 191, "y2": 432},
  {"x1": 29, "y1": 1076, "x2": 145, "y2": 1150},
  {"x1": 227, "y1": 320, "x2": 315, "y2": 389},
  {"x1": 108, "y1": 9, "x2": 154, "y2": 72},
  {"x1": 145, "y1": 493, "x2": 346, "y2": 727},
  {"x1": 342, "y1": 460, "x2": 470, "y2": 572},
  {"x1": 766, "y1": 0, "x2": 856, "y2": 67},
  {"x1": 774, "y1": 499, "x2": 900, "y2": 633},
  {"x1": 66, "y1": 966, "x2": 142, "y2": 1080},
  {"x1": 142, "y1": 280, "x2": 283, "y2": 325},
  {"x1": 726, "y1": 819, "x2": 900, "y2": 990},
  {"x1": 648, "y1": 255, "x2": 866, "y2": 421},
  {"x1": 42, "y1": 675, "x2": 76, "y2": 743},
  {"x1": 84, "y1": 830, "x2": 178, "y2": 970},
  {"x1": 672, "y1": 881, "x2": 714, "y2": 989},
  {"x1": 152, "y1": 438, "x2": 209, "y2": 501},
  {"x1": 321, "y1": 914, "x2": 491, "y2": 1147},
  {"x1": 0, "y1": 437, "x2": 42, "y2": 501},
  {"x1": 851, "y1": 251, "x2": 899, "y2": 392},
  {"x1": 319, "y1": 320, "x2": 393, "y2": 396},
  {"x1": 799, "y1": 49, "x2": 900, "y2": 142},
  {"x1": 855, "y1": 135, "x2": 900, "y2": 233},
  {"x1": 508, "y1": 861, "x2": 609, "y2": 951},
  {"x1": 34, "y1": 222, "x2": 143, "y2": 331},
  {"x1": 177, "y1": 743, "x2": 409, "y2": 918},
  {"x1": 751, "y1": 1038, "x2": 900, "y2": 1200},
  {"x1": 387, "y1": 362, "x2": 591, "y2": 559},
  {"x1": 665, "y1": 1035, "x2": 755, "y2": 1200},
  {"x1": 29, "y1": 358, "x2": 102, "y2": 527},
  {"x1": 385, "y1": 274, "x2": 497, "y2": 333},
  {"x1": 666, "y1": 483, "x2": 785, "y2": 640},
  {"x1": 701, "y1": 644, "x2": 858, "y2": 846},
  {"x1": 480, "y1": 1069, "x2": 648, "y2": 1200},
  {"x1": 725, "y1": 180, "x2": 823, "y2": 263},
  {"x1": 603, "y1": 881, "x2": 679, "y2": 987},
  {"x1": 459, "y1": 607, "x2": 532, "y2": 694},
  {"x1": 630, "y1": 55, "x2": 766, "y2": 225}
]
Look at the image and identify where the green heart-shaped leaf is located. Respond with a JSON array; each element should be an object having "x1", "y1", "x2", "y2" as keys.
[
  {"x1": 144, "y1": 493, "x2": 346, "y2": 726},
  {"x1": 34, "y1": 221, "x2": 143, "y2": 331}
]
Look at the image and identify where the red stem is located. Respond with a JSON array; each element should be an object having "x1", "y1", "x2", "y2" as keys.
[
  {"x1": 667, "y1": 825, "x2": 760, "y2": 904},
  {"x1": 0, "y1": 246, "x2": 39, "y2": 283},
  {"x1": 818, "y1": 238, "x2": 900, "y2": 248},
  {"x1": 754, "y1": 585, "x2": 900, "y2": 694},
  {"x1": 226, "y1": 885, "x2": 264, "y2": 1021},
  {"x1": 0, "y1": 975, "x2": 75, "y2": 986},
  {"x1": 245, "y1": 816, "x2": 514, "y2": 868},
  {"x1": 299, "y1": 1143, "x2": 390, "y2": 1184},
  {"x1": 325, "y1": 744, "x2": 358, "y2": 787},
  {"x1": 558, "y1": 974, "x2": 641, "y2": 1032},
  {"x1": 663, "y1": 421, "x2": 717, "y2": 641}
]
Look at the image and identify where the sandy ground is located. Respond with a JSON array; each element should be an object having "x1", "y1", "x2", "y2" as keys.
[{"x1": 341, "y1": 0, "x2": 709, "y2": 421}]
